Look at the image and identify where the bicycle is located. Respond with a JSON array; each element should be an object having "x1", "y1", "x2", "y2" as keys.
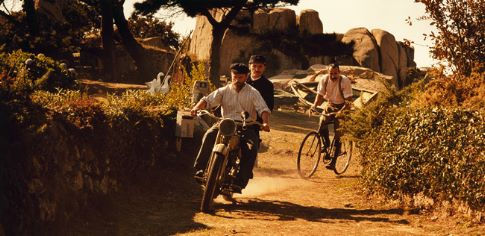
[{"x1": 297, "y1": 111, "x2": 353, "y2": 178}]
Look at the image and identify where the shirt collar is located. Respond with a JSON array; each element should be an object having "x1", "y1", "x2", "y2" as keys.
[{"x1": 230, "y1": 83, "x2": 246, "y2": 92}]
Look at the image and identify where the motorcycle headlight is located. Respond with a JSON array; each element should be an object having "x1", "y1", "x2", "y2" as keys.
[{"x1": 219, "y1": 118, "x2": 236, "y2": 136}]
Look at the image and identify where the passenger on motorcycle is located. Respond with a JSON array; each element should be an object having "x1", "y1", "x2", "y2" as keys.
[{"x1": 191, "y1": 63, "x2": 271, "y2": 193}]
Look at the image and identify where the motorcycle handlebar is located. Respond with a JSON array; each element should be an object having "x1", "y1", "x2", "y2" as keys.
[{"x1": 196, "y1": 110, "x2": 262, "y2": 128}]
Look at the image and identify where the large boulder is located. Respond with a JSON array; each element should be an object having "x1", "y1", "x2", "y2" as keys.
[
  {"x1": 298, "y1": 9, "x2": 323, "y2": 35},
  {"x1": 402, "y1": 43, "x2": 417, "y2": 67},
  {"x1": 188, "y1": 9, "x2": 416, "y2": 87},
  {"x1": 371, "y1": 29, "x2": 399, "y2": 86},
  {"x1": 252, "y1": 10, "x2": 270, "y2": 34},
  {"x1": 341, "y1": 28, "x2": 381, "y2": 73},
  {"x1": 188, "y1": 15, "x2": 214, "y2": 61},
  {"x1": 397, "y1": 42, "x2": 409, "y2": 87},
  {"x1": 268, "y1": 8, "x2": 297, "y2": 32},
  {"x1": 218, "y1": 30, "x2": 259, "y2": 76}
]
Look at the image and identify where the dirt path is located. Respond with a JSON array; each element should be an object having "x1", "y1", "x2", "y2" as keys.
[
  {"x1": 178, "y1": 110, "x2": 422, "y2": 235},
  {"x1": 180, "y1": 110, "x2": 483, "y2": 236},
  {"x1": 74, "y1": 110, "x2": 483, "y2": 235}
]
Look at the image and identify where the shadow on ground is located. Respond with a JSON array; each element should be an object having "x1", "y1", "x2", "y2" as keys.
[
  {"x1": 69, "y1": 151, "x2": 208, "y2": 235},
  {"x1": 271, "y1": 111, "x2": 319, "y2": 135},
  {"x1": 218, "y1": 198, "x2": 415, "y2": 224}
]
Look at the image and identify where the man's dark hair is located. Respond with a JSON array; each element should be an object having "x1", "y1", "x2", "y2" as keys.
[
  {"x1": 230, "y1": 63, "x2": 250, "y2": 74},
  {"x1": 249, "y1": 55, "x2": 266, "y2": 64},
  {"x1": 329, "y1": 63, "x2": 340, "y2": 70}
]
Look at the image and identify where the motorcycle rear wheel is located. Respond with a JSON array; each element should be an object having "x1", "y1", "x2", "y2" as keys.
[{"x1": 200, "y1": 152, "x2": 224, "y2": 212}]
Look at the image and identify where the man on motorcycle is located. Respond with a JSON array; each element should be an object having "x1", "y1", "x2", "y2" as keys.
[{"x1": 191, "y1": 63, "x2": 271, "y2": 193}]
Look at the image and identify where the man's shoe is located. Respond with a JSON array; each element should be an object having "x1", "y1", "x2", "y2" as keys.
[
  {"x1": 194, "y1": 170, "x2": 204, "y2": 184},
  {"x1": 325, "y1": 163, "x2": 335, "y2": 170},
  {"x1": 228, "y1": 184, "x2": 242, "y2": 194}
]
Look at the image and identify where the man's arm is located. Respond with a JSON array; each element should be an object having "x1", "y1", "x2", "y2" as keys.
[
  {"x1": 266, "y1": 81, "x2": 274, "y2": 111},
  {"x1": 311, "y1": 94, "x2": 325, "y2": 111},
  {"x1": 190, "y1": 100, "x2": 207, "y2": 116},
  {"x1": 190, "y1": 88, "x2": 224, "y2": 116},
  {"x1": 261, "y1": 111, "x2": 270, "y2": 132}
]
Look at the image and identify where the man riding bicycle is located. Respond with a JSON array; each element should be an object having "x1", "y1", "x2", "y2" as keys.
[{"x1": 310, "y1": 63, "x2": 353, "y2": 170}]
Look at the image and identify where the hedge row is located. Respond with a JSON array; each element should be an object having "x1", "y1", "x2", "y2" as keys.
[
  {"x1": 0, "y1": 50, "x2": 208, "y2": 234},
  {"x1": 342, "y1": 73, "x2": 485, "y2": 212},
  {"x1": 358, "y1": 108, "x2": 484, "y2": 211}
]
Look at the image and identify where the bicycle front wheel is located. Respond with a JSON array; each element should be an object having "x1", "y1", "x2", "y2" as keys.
[
  {"x1": 333, "y1": 140, "x2": 353, "y2": 175},
  {"x1": 297, "y1": 131, "x2": 322, "y2": 179}
]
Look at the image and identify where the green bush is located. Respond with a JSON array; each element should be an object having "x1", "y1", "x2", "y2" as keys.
[
  {"x1": 0, "y1": 50, "x2": 76, "y2": 94},
  {"x1": 0, "y1": 53, "x2": 211, "y2": 234},
  {"x1": 342, "y1": 73, "x2": 485, "y2": 212},
  {"x1": 358, "y1": 108, "x2": 484, "y2": 211}
]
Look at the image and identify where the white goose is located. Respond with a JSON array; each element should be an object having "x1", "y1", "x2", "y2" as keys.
[{"x1": 146, "y1": 72, "x2": 171, "y2": 95}]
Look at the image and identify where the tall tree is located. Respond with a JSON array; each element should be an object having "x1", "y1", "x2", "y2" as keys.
[
  {"x1": 415, "y1": 0, "x2": 484, "y2": 76},
  {"x1": 134, "y1": 0, "x2": 299, "y2": 87},
  {"x1": 100, "y1": 0, "x2": 115, "y2": 81},
  {"x1": 22, "y1": 0, "x2": 37, "y2": 35},
  {"x1": 113, "y1": 0, "x2": 150, "y2": 80}
]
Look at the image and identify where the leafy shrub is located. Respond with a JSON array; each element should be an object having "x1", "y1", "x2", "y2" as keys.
[
  {"x1": 358, "y1": 108, "x2": 484, "y2": 211},
  {"x1": 0, "y1": 4, "x2": 95, "y2": 60},
  {"x1": 163, "y1": 62, "x2": 214, "y2": 109},
  {"x1": 342, "y1": 71, "x2": 485, "y2": 212},
  {"x1": 0, "y1": 52, "x2": 212, "y2": 235},
  {"x1": 0, "y1": 50, "x2": 76, "y2": 94},
  {"x1": 411, "y1": 67, "x2": 485, "y2": 111}
]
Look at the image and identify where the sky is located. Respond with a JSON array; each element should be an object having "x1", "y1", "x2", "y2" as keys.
[
  {"x1": 2, "y1": 0, "x2": 438, "y2": 67},
  {"x1": 123, "y1": 0, "x2": 438, "y2": 68}
]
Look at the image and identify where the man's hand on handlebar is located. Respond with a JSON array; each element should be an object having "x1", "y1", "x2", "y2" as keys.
[
  {"x1": 261, "y1": 123, "x2": 270, "y2": 132},
  {"x1": 190, "y1": 108, "x2": 199, "y2": 117},
  {"x1": 308, "y1": 105, "x2": 319, "y2": 117}
]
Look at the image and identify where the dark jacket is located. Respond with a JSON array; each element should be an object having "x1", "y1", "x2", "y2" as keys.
[{"x1": 247, "y1": 75, "x2": 274, "y2": 113}]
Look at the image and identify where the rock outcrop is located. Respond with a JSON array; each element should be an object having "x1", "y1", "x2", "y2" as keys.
[
  {"x1": 372, "y1": 29, "x2": 400, "y2": 87},
  {"x1": 341, "y1": 28, "x2": 381, "y2": 73},
  {"x1": 268, "y1": 8, "x2": 297, "y2": 32},
  {"x1": 298, "y1": 9, "x2": 323, "y2": 35},
  {"x1": 188, "y1": 8, "x2": 416, "y2": 88}
]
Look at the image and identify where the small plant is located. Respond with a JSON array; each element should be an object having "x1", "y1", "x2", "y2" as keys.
[{"x1": 164, "y1": 62, "x2": 214, "y2": 109}]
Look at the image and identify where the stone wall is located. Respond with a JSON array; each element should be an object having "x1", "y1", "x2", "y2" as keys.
[
  {"x1": 189, "y1": 8, "x2": 416, "y2": 88},
  {"x1": 0, "y1": 105, "x2": 176, "y2": 235}
]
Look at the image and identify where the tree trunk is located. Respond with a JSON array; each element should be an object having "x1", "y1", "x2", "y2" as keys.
[
  {"x1": 112, "y1": 2, "x2": 149, "y2": 81},
  {"x1": 23, "y1": 0, "x2": 37, "y2": 35},
  {"x1": 100, "y1": 0, "x2": 115, "y2": 81},
  {"x1": 208, "y1": 25, "x2": 225, "y2": 87}
]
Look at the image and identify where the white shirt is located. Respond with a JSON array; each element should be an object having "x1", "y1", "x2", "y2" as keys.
[
  {"x1": 316, "y1": 75, "x2": 353, "y2": 104},
  {"x1": 202, "y1": 83, "x2": 270, "y2": 121}
]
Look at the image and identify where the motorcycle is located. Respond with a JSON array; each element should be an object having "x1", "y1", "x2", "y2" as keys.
[{"x1": 196, "y1": 110, "x2": 260, "y2": 212}]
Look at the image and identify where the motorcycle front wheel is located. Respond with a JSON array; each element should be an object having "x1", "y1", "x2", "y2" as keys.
[{"x1": 200, "y1": 152, "x2": 224, "y2": 213}]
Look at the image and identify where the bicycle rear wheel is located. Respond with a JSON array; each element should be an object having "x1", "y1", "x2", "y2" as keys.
[
  {"x1": 297, "y1": 131, "x2": 322, "y2": 178},
  {"x1": 333, "y1": 140, "x2": 353, "y2": 175}
]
